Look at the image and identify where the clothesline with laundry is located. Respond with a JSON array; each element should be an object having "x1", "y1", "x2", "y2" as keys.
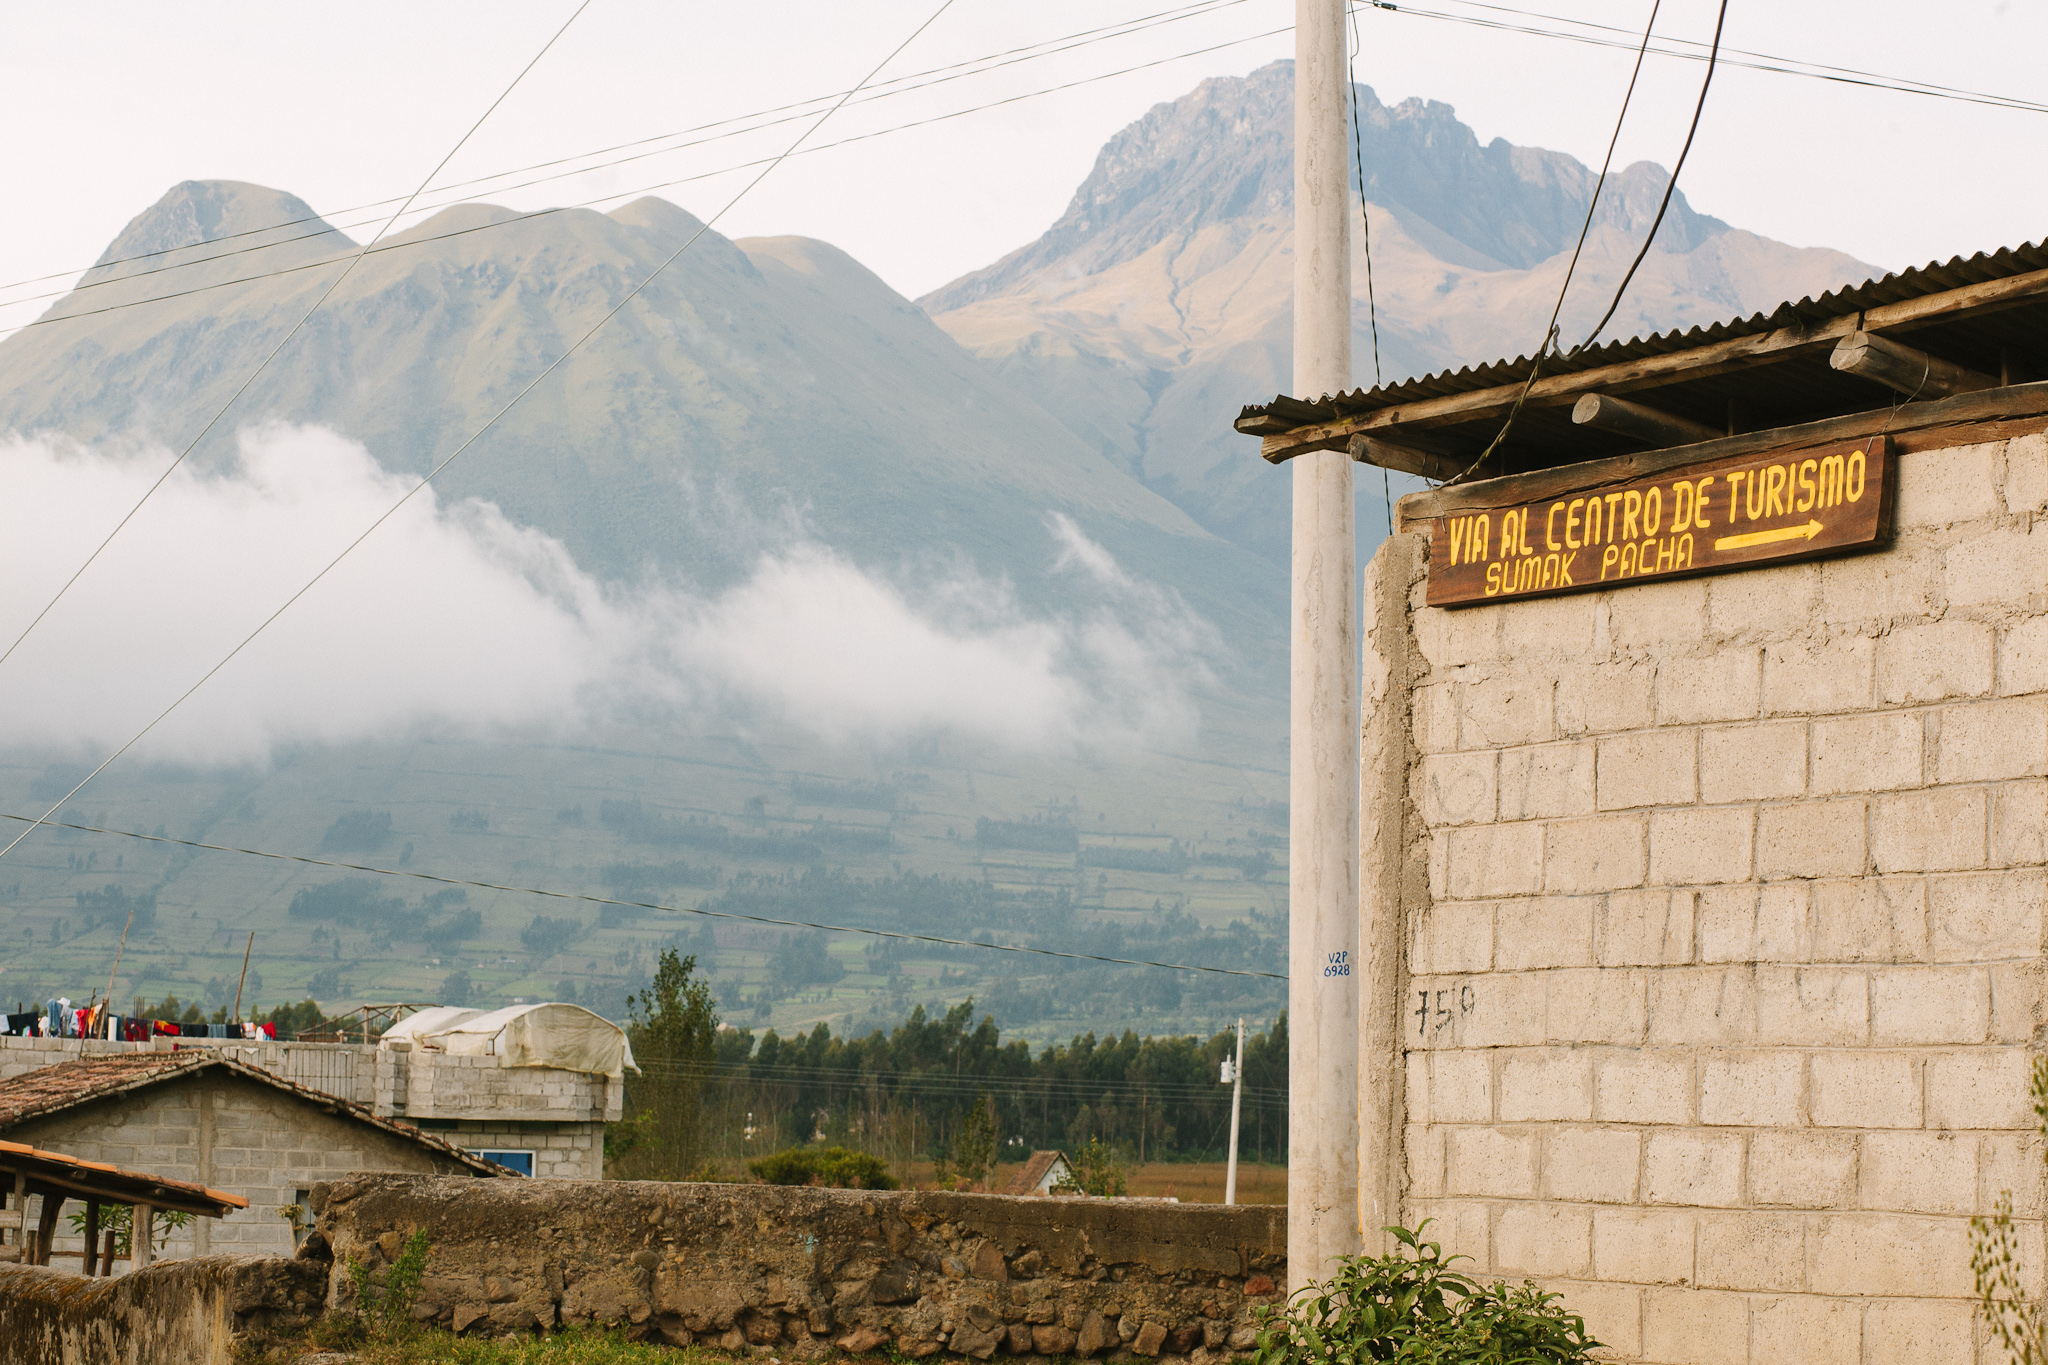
[{"x1": 1, "y1": 998, "x2": 278, "y2": 1041}]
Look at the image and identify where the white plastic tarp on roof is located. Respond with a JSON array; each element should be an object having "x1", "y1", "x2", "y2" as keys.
[
  {"x1": 422, "y1": 1002, "x2": 639, "y2": 1079},
  {"x1": 379, "y1": 1005, "x2": 482, "y2": 1046}
]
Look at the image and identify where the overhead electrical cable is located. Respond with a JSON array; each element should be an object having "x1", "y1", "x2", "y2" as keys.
[
  {"x1": 0, "y1": 0, "x2": 598, "y2": 677},
  {"x1": 1344, "y1": 0, "x2": 1390, "y2": 534},
  {"x1": 0, "y1": 0, "x2": 1258, "y2": 311},
  {"x1": 0, "y1": 0, "x2": 967, "y2": 870},
  {"x1": 0, "y1": 812, "x2": 1286, "y2": 982}
]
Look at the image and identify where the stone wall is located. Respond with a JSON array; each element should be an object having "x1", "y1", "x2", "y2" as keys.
[
  {"x1": 0, "y1": 1255, "x2": 322, "y2": 1365},
  {"x1": 1371, "y1": 434, "x2": 2048, "y2": 1364},
  {"x1": 313, "y1": 1175, "x2": 1286, "y2": 1359}
]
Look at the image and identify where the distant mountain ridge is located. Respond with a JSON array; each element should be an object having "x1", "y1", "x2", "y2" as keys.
[{"x1": 922, "y1": 60, "x2": 1878, "y2": 562}]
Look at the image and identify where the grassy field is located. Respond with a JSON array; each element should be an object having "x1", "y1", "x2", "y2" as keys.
[{"x1": 892, "y1": 1160, "x2": 1287, "y2": 1205}]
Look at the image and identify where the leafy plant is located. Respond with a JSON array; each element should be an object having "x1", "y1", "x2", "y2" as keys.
[
  {"x1": 1054, "y1": 1136, "x2": 1128, "y2": 1198},
  {"x1": 347, "y1": 1229, "x2": 432, "y2": 1341},
  {"x1": 65, "y1": 1202, "x2": 192, "y2": 1256},
  {"x1": 1252, "y1": 1223, "x2": 1599, "y2": 1364},
  {"x1": 952, "y1": 1092, "x2": 998, "y2": 1188},
  {"x1": 747, "y1": 1145, "x2": 898, "y2": 1189},
  {"x1": 1972, "y1": 1054, "x2": 2048, "y2": 1362}
]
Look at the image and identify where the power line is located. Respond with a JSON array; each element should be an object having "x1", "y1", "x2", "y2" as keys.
[
  {"x1": 634, "y1": 1059, "x2": 1290, "y2": 1110},
  {"x1": 0, "y1": 812, "x2": 1287, "y2": 982},
  {"x1": 0, "y1": 0, "x2": 973, "y2": 871},
  {"x1": 0, "y1": 0, "x2": 1259, "y2": 314},
  {"x1": 0, "y1": 0, "x2": 597, "y2": 678}
]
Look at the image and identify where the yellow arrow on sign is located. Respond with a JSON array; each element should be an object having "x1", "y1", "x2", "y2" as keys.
[{"x1": 1715, "y1": 520, "x2": 1822, "y2": 552}]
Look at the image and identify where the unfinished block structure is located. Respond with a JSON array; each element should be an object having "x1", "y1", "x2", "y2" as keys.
[{"x1": 1240, "y1": 243, "x2": 2048, "y2": 1363}]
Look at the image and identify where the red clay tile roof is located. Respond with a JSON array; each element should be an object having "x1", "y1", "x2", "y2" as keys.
[
  {"x1": 0, "y1": 1137, "x2": 246, "y2": 1214},
  {"x1": 0, "y1": 1050, "x2": 501, "y2": 1175}
]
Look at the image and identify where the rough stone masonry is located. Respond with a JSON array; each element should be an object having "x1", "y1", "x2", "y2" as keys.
[
  {"x1": 313, "y1": 1175, "x2": 1287, "y2": 1359},
  {"x1": 1366, "y1": 434, "x2": 2048, "y2": 1365}
]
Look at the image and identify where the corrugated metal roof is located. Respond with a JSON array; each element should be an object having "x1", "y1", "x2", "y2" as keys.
[{"x1": 1238, "y1": 240, "x2": 2048, "y2": 432}]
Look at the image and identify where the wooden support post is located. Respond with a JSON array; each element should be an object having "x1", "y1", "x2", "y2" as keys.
[
  {"x1": 1571, "y1": 392, "x2": 1721, "y2": 447},
  {"x1": 132, "y1": 1203, "x2": 153, "y2": 1269},
  {"x1": 1831, "y1": 329, "x2": 1996, "y2": 398},
  {"x1": 99, "y1": 1227, "x2": 117, "y2": 1276},
  {"x1": 83, "y1": 1200, "x2": 99, "y2": 1277},
  {"x1": 35, "y1": 1192, "x2": 64, "y2": 1267}
]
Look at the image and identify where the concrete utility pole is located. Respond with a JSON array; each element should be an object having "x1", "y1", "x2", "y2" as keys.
[
  {"x1": 1288, "y1": 0, "x2": 1361, "y2": 1290},
  {"x1": 1223, "y1": 1017, "x2": 1246, "y2": 1205}
]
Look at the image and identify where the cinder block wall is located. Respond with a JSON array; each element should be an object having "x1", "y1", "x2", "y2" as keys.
[{"x1": 1377, "y1": 435, "x2": 2048, "y2": 1364}]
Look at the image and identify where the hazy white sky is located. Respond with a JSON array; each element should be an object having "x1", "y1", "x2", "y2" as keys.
[{"x1": 1, "y1": 0, "x2": 2044, "y2": 339}]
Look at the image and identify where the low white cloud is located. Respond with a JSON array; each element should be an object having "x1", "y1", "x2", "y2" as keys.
[{"x1": 0, "y1": 426, "x2": 1213, "y2": 765}]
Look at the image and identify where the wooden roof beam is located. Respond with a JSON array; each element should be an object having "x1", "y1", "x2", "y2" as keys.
[
  {"x1": 1831, "y1": 329, "x2": 1997, "y2": 399},
  {"x1": 1347, "y1": 433, "x2": 1491, "y2": 482},
  {"x1": 1571, "y1": 393, "x2": 1721, "y2": 447}
]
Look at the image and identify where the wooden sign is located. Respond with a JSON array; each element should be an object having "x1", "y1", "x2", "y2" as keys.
[{"x1": 1424, "y1": 435, "x2": 1894, "y2": 608}]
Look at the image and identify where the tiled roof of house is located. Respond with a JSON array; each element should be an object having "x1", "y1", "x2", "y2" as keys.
[
  {"x1": 0, "y1": 1050, "x2": 502, "y2": 1175},
  {"x1": 0, "y1": 1136, "x2": 247, "y2": 1215},
  {"x1": 1004, "y1": 1150, "x2": 1071, "y2": 1195}
]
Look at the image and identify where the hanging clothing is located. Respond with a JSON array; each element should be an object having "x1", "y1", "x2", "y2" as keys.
[{"x1": 2, "y1": 1012, "x2": 38, "y2": 1036}]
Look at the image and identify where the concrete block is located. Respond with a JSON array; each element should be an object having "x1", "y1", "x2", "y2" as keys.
[
  {"x1": 1747, "y1": 1294, "x2": 1862, "y2": 1365},
  {"x1": 1542, "y1": 1126, "x2": 1640, "y2": 1203},
  {"x1": 1545, "y1": 967, "x2": 1647, "y2": 1046},
  {"x1": 1809, "y1": 1052, "x2": 1922, "y2": 1129},
  {"x1": 1414, "y1": 898, "x2": 1495, "y2": 976},
  {"x1": 2008, "y1": 433, "x2": 2048, "y2": 514},
  {"x1": 1992, "y1": 779, "x2": 2048, "y2": 866},
  {"x1": 1554, "y1": 659, "x2": 1655, "y2": 736},
  {"x1": 1695, "y1": 1211, "x2": 1806, "y2": 1291},
  {"x1": 1607, "y1": 577, "x2": 1708, "y2": 654},
  {"x1": 1497, "y1": 741, "x2": 1596, "y2": 820},
  {"x1": 1447, "y1": 822, "x2": 1545, "y2": 898},
  {"x1": 1590, "y1": 1207, "x2": 1695, "y2": 1284},
  {"x1": 1812, "y1": 876, "x2": 1928, "y2": 963},
  {"x1": 1493, "y1": 1203, "x2": 1592, "y2": 1279},
  {"x1": 1414, "y1": 600, "x2": 1498, "y2": 670},
  {"x1": 1542, "y1": 815, "x2": 1645, "y2": 893},
  {"x1": 1544, "y1": 1280, "x2": 1641, "y2": 1358},
  {"x1": 1872, "y1": 787, "x2": 1988, "y2": 873},
  {"x1": 1406, "y1": 1124, "x2": 1444, "y2": 1198},
  {"x1": 1755, "y1": 966, "x2": 1869, "y2": 1046},
  {"x1": 1459, "y1": 673, "x2": 1555, "y2": 749},
  {"x1": 1936, "y1": 697, "x2": 2048, "y2": 785},
  {"x1": 1981, "y1": 1135, "x2": 2048, "y2": 1217},
  {"x1": 1763, "y1": 633, "x2": 1876, "y2": 718},
  {"x1": 1748, "y1": 1130, "x2": 1858, "y2": 1209},
  {"x1": 2002, "y1": 614, "x2": 2048, "y2": 697},
  {"x1": 1428, "y1": 1050, "x2": 1493, "y2": 1126},
  {"x1": 1708, "y1": 560, "x2": 1820, "y2": 638},
  {"x1": 1811, "y1": 1214, "x2": 1973, "y2": 1297},
  {"x1": 1929, "y1": 870, "x2": 2044, "y2": 962},
  {"x1": 1878, "y1": 619, "x2": 1996, "y2": 705},
  {"x1": 1700, "y1": 1051, "x2": 1804, "y2": 1127},
  {"x1": 1595, "y1": 1050, "x2": 1693, "y2": 1125},
  {"x1": 1408, "y1": 1199, "x2": 1490, "y2": 1273},
  {"x1": 1641, "y1": 1288, "x2": 1748, "y2": 1365},
  {"x1": 1453, "y1": 972, "x2": 1547, "y2": 1049},
  {"x1": 1699, "y1": 883, "x2": 1810, "y2": 964},
  {"x1": 1945, "y1": 524, "x2": 2048, "y2": 609},
  {"x1": 1656, "y1": 647, "x2": 1762, "y2": 726},
  {"x1": 1925, "y1": 1048, "x2": 2034, "y2": 1131},
  {"x1": 1413, "y1": 682, "x2": 1460, "y2": 754},
  {"x1": 1810, "y1": 710, "x2": 1923, "y2": 794},
  {"x1": 1990, "y1": 960, "x2": 2044, "y2": 1044},
  {"x1": 1597, "y1": 888, "x2": 1694, "y2": 966},
  {"x1": 1820, "y1": 545, "x2": 1938, "y2": 625},
  {"x1": 1498, "y1": 592, "x2": 1596, "y2": 662},
  {"x1": 1861, "y1": 1297, "x2": 1976, "y2": 1365},
  {"x1": 1445, "y1": 1126, "x2": 1537, "y2": 1198},
  {"x1": 1860, "y1": 1131, "x2": 1979, "y2": 1214},
  {"x1": 1495, "y1": 895, "x2": 1592, "y2": 970},
  {"x1": 1649, "y1": 806, "x2": 1755, "y2": 885},
  {"x1": 1699, "y1": 722, "x2": 1808, "y2": 806},
  {"x1": 1756, "y1": 800, "x2": 1867, "y2": 881},
  {"x1": 1596, "y1": 729, "x2": 1698, "y2": 811},
  {"x1": 1896, "y1": 441, "x2": 2002, "y2": 527},
  {"x1": 1644, "y1": 1129, "x2": 1746, "y2": 1207},
  {"x1": 1418, "y1": 750, "x2": 1499, "y2": 827},
  {"x1": 1498, "y1": 1049, "x2": 1593, "y2": 1122},
  {"x1": 1870, "y1": 965, "x2": 1991, "y2": 1045},
  {"x1": 1648, "y1": 966, "x2": 1758, "y2": 1045}
]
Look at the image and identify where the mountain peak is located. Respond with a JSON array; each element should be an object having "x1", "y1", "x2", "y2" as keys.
[{"x1": 85, "y1": 180, "x2": 355, "y2": 287}]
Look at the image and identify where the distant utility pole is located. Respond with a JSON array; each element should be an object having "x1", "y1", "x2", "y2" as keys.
[
  {"x1": 1289, "y1": 0, "x2": 1362, "y2": 1290},
  {"x1": 1222, "y1": 1018, "x2": 1246, "y2": 1205}
]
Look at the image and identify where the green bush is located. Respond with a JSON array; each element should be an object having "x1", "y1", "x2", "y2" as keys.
[
  {"x1": 746, "y1": 1145, "x2": 898, "y2": 1190},
  {"x1": 346, "y1": 1229, "x2": 432, "y2": 1341},
  {"x1": 1253, "y1": 1223, "x2": 1598, "y2": 1365}
]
